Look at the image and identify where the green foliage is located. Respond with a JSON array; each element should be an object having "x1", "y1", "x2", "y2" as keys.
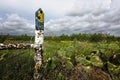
[
  {"x1": 1, "y1": 33, "x2": 120, "y2": 43},
  {"x1": 43, "y1": 40, "x2": 120, "y2": 80},
  {"x1": 0, "y1": 35, "x2": 7, "y2": 43},
  {"x1": 0, "y1": 34, "x2": 120, "y2": 80},
  {"x1": 0, "y1": 49, "x2": 34, "y2": 80},
  {"x1": 45, "y1": 33, "x2": 120, "y2": 43},
  {"x1": 0, "y1": 34, "x2": 34, "y2": 44}
]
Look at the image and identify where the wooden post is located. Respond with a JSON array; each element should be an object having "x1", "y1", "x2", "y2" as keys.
[{"x1": 34, "y1": 8, "x2": 44, "y2": 80}]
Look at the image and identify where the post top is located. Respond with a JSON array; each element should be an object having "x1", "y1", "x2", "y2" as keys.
[{"x1": 36, "y1": 8, "x2": 43, "y2": 14}]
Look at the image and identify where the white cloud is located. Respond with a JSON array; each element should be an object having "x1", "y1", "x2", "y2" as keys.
[
  {"x1": 1, "y1": 0, "x2": 120, "y2": 36},
  {"x1": 0, "y1": 14, "x2": 34, "y2": 35},
  {"x1": 0, "y1": 0, "x2": 74, "y2": 19},
  {"x1": 45, "y1": 10, "x2": 120, "y2": 36},
  {"x1": 0, "y1": 17, "x2": 2, "y2": 21},
  {"x1": 67, "y1": 0, "x2": 112, "y2": 16},
  {"x1": 45, "y1": 0, "x2": 120, "y2": 36}
]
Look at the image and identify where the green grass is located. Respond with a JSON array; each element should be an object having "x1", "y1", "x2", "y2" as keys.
[
  {"x1": 0, "y1": 49, "x2": 34, "y2": 80},
  {"x1": 0, "y1": 40, "x2": 120, "y2": 80}
]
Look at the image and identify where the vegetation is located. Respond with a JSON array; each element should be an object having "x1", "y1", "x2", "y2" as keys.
[
  {"x1": 0, "y1": 35, "x2": 7, "y2": 43},
  {"x1": 45, "y1": 33, "x2": 120, "y2": 42},
  {"x1": 0, "y1": 34, "x2": 33, "y2": 44},
  {"x1": 0, "y1": 33, "x2": 120, "y2": 80},
  {"x1": 0, "y1": 49, "x2": 34, "y2": 80},
  {"x1": 1, "y1": 33, "x2": 120, "y2": 43}
]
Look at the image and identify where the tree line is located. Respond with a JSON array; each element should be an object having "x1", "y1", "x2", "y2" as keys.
[
  {"x1": 45, "y1": 33, "x2": 120, "y2": 42},
  {"x1": 0, "y1": 33, "x2": 120, "y2": 43}
]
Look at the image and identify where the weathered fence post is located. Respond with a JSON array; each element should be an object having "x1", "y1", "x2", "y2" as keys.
[{"x1": 34, "y1": 8, "x2": 44, "y2": 80}]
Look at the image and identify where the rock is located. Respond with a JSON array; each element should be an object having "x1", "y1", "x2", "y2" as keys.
[
  {"x1": 0, "y1": 43, "x2": 6, "y2": 50},
  {"x1": 0, "y1": 43, "x2": 4, "y2": 46},
  {"x1": 17, "y1": 43, "x2": 24, "y2": 49},
  {"x1": 0, "y1": 43, "x2": 33, "y2": 50}
]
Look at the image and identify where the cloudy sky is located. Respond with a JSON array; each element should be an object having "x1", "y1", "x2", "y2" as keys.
[{"x1": 0, "y1": 0, "x2": 120, "y2": 36}]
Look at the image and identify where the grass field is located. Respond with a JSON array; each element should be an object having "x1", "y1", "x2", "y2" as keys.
[{"x1": 0, "y1": 35, "x2": 120, "y2": 80}]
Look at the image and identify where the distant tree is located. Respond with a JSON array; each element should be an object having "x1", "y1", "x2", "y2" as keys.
[{"x1": 0, "y1": 35, "x2": 6, "y2": 43}]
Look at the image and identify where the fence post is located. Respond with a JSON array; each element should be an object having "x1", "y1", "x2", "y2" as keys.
[{"x1": 34, "y1": 8, "x2": 44, "y2": 80}]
